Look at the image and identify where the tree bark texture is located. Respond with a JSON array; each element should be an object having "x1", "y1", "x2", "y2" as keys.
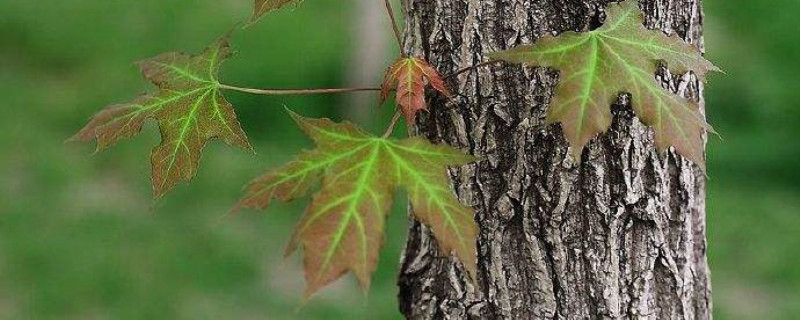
[{"x1": 397, "y1": 0, "x2": 712, "y2": 319}]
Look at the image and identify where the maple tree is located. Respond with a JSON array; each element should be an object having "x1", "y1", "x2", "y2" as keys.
[{"x1": 70, "y1": 0, "x2": 717, "y2": 300}]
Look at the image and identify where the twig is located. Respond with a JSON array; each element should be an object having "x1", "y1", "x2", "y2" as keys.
[
  {"x1": 382, "y1": 111, "x2": 402, "y2": 138},
  {"x1": 444, "y1": 60, "x2": 503, "y2": 79},
  {"x1": 384, "y1": 0, "x2": 404, "y2": 54},
  {"x1": 219, "y1": 84, "x2": 381, "y2": 95}
]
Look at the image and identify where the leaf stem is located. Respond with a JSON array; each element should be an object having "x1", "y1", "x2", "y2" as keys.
[
  {"x1": 444, "y1": 60, "x2": 503, "y2": 79},
  {"x1": 219, "y1": 84, "x2": 381, "y2": 95},
  {"x1": 382, "y1": 111, "x2": 402, "y2": 138},
  {"x1": 384, "y1": 0, "x2": 404, "y2": 54}
]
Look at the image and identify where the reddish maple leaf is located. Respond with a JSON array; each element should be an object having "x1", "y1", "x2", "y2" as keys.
[
  {"x1": 70, "y1": 35, "x2": 252, "y2": 198},
  {"x1": 237, "y1": 111, "x2": 478, "y2": 298},
  {"x1": 381, "y1": 57, "x2": 451, "y2": 123}
]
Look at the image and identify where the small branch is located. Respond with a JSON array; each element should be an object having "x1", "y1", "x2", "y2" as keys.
[
  {"x1": 219, "y1": 84, "x2": 381, "y2": 96},
  {"x1": 384, "y1": 0, "x2": 404, "y2": 54},
  {"x1": 444, "y1": 60, "x2": 503, "y2": 79},
  {"x1": 382, "y1": 111, "x2": 402, "y2": 138}
]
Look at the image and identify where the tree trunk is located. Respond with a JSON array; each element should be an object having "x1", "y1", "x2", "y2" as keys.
[{"x1": 397, "y1": 0, "x2": 712, "y2": 319}]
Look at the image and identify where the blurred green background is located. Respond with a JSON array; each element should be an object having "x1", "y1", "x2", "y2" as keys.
[{"x1": 0, "y1": 0, "x2": 797, "y2": 319}]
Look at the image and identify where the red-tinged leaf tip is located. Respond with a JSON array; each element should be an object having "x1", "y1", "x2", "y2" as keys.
[
  {"x1": 71, "y1": 34, "x2": 252, "y2": 199},
  {"x1": 236, "y1": 111, "x2": 478, "y2": 298},
  {"x1": 417, "y1": 59, "x2": 453, "y2": 98},
  {"x1": 381, "y1": 57, "x2": 452, "y2": 124},
  {"x1": 489, "y1": 0, "x2": 719, "y2": 168},
  {"x1": 250, "y1": 0, "x2": 303, "y2": 24}
]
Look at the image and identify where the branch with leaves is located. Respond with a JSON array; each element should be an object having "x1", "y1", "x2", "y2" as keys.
[{"x1": 71, "y1": 0, "x2": 718, "y2": 300}]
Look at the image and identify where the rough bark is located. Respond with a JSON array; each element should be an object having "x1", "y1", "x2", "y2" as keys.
[{"x1": 397, "y1": 0, "x2": 712, "y2": 319}]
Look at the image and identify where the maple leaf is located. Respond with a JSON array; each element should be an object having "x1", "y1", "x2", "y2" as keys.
[
  {"x1": 488, "y1": 0, "x2": 719, "y2": 166},
  {"x1": 237, "y1": 111, "x2": 477, "y2": 297},
  {"x1": 251, "y1": 0, "x2": 302, "y2": 23},
  {"x1": 381, "y1": 57, "x2": 452, "y2": 124},
  {"x1": 70, "y1": 35, "x2": 251, "y2": 198}
]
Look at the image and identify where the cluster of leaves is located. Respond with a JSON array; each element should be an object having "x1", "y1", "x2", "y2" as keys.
[
  {"x1": 72, "y1": 0, "x2": 467, "y2": 298},
  {"x1": 71, "y1": 0, "x2": 716, "y2": 299}
]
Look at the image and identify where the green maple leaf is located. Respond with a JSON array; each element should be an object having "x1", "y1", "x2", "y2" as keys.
[
  {"x1": 71, "y1": 34, "x2": 251, "y2": 198},
  {"x1": 251, "y1": 0, "x2": 303, "y2": 23},
  {"x1": 237, "y1": 111, "x2": 478, "y2": 297},
  {"x1": 489, "y1": 0, "x2": 719, "y2": 167}
]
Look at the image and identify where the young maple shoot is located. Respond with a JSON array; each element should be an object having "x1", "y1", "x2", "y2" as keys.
[
  {"x1": 71, "y1": 0, "x2": 718, "y2": 300},
  {"x1": 381, "y1": 57, "x2": 451, "y2": 124},
  {"x1": 489, "y1": 0, "x2": 719, "y2": 167}
]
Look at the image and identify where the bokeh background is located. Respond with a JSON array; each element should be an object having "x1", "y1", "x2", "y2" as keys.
[{"x1": 1, "y1": 0, "x2": 798, "y2": 319}]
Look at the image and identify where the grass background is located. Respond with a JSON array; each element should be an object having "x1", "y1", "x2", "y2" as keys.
[{"x1": 1, "y1": 0, "x2": 798, "y2": 319}]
